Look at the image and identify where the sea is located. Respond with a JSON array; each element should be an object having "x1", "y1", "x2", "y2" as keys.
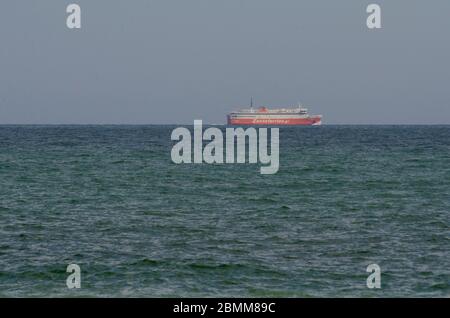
[{"x1": 0, "y1": 125, "x2": 448, "y2": 297}]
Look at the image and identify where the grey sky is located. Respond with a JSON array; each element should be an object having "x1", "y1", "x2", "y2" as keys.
[{"x1": 0, "y1": 0, "x2": 449, "y2": 124}]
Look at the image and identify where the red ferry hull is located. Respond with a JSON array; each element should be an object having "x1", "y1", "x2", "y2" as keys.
[{"x1": 227, "y1": 116, "x2": 322, "y2": 126}]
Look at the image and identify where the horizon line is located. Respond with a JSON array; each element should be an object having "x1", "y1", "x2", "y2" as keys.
[{"x1": 1, "y1": 123, "x2": 450, "y2": 126}]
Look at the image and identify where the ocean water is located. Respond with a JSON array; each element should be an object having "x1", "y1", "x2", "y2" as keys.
[{"x1": 0, "y1": 125, "x2": 448, "y2": 297}]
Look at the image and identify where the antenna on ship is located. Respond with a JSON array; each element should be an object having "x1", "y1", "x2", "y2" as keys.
[{"x1": 250, "y1": 97, "x2": 254, "y2": 112}]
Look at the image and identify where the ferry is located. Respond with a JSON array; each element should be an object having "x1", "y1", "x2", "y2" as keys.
[{"x1": 227, "y1": 100, "x2": 322, "y2": 126}]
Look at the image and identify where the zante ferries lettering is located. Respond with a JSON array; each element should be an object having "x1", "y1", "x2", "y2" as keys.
[
  {"x1": 171, "y1": 120, "x2": 279, "y2": 174},
  {"x1": 252, "y1": 119, "x2": 289, "y2": 125}
]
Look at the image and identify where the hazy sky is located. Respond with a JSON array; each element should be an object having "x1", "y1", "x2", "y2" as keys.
[{"x1": 0, "y1": 0, "x2": 449, "y2": 124}]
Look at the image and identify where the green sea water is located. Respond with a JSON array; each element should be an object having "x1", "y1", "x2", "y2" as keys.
[{"x1": 0, "y1": 125, "x2": 448, "y2": 297}]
